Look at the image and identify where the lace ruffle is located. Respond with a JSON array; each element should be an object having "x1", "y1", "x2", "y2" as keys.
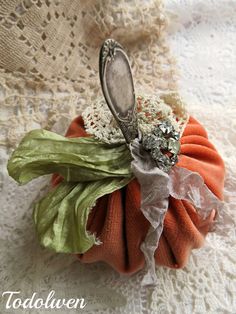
[{"x1": 82, "y1": 92, "x2": 189, "y2": 144}]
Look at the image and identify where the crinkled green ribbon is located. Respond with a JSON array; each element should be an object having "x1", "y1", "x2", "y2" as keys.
[{"x1": 7, "y1": 129, "x2": 133, "y2": 253}]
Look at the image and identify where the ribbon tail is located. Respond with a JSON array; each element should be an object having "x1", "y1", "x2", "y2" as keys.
[
  {"x1": 169, "y1": 165, "x2": 225, "y2": 233},
  {"x1": 130, "y1": 141, "x2": 226, "y2": 286},
  {"x1": 130, "y1": 139, "x2": 169, "y2": 286}
]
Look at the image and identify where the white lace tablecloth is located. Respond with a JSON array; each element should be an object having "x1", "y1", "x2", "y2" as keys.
[{"x1": 1, "y1": 1, "x2": 236, "y2": 313}]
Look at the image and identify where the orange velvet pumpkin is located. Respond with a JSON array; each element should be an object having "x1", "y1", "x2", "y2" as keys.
[{"x1": 52, "y1": 115, "x2": 225, "y2": 274}]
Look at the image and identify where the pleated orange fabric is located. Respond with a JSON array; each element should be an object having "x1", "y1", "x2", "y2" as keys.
[{"x1": 52, "y1": 115, "x2": 225, "y2": 274}]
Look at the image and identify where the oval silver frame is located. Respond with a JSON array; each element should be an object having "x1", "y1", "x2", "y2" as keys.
[{"x1": 99, "y1": 39, "x2": 138, "y2": 143}]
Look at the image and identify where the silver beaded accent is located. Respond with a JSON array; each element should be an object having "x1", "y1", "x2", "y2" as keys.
[{"x1": 141, "y1": 120, "x2": 180, "y2": 172}]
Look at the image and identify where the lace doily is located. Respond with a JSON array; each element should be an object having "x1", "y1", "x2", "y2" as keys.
[
  {"x1": 0, "y1": 0, "x2": 236, "y2": 313},
  {"x1": 82, "y1": 92, "x2": 188, "y2": 144},
  {"x1": 0, "y1": 0, "x2": 176, "y2": 148}
]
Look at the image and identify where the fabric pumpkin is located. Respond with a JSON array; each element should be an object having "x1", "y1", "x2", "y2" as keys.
[{"x1": 52, "y1": 115, "x2": 225, "y2": 274}]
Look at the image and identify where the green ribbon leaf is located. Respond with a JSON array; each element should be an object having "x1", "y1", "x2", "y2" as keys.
[
  {"x1": 7, "y1": 128, "x2": 134, "y2": 254},
  {"x1": 7, "y1": 129, "x2": 132, "y2": 184},
  {"x1": 34, "y1": 177, "x2": 132, "y2": 253}
]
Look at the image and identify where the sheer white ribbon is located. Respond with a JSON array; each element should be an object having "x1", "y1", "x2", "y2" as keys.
[{"x1": 130, "y1": 139, "x2": 224, "y2": 286}]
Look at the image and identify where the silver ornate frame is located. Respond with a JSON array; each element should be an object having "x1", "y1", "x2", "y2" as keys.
[{"x1": 99, "y1": 39, "x2": 138, "y2": 143}]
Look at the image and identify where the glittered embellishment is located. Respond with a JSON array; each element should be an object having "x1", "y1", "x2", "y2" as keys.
[{"x1": 141, "y1": 119, "x2": 180, "y2": 172}]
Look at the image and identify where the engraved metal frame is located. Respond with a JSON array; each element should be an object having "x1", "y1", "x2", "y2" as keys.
[{"x1": 99, "y1": 39, "x2": 138, "y2": 143}]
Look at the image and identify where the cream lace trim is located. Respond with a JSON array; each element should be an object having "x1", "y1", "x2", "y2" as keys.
[{"x1": 82, "y1": 92, "x2": 189, "y2": 144}]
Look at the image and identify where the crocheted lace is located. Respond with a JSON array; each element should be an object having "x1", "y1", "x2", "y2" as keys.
[
  {"x1": 0, "y1": 0, "x2": 176, "y2": 148},
  {"x1": 82, "y1": 92, "x2": 188, "y2": 144}
]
